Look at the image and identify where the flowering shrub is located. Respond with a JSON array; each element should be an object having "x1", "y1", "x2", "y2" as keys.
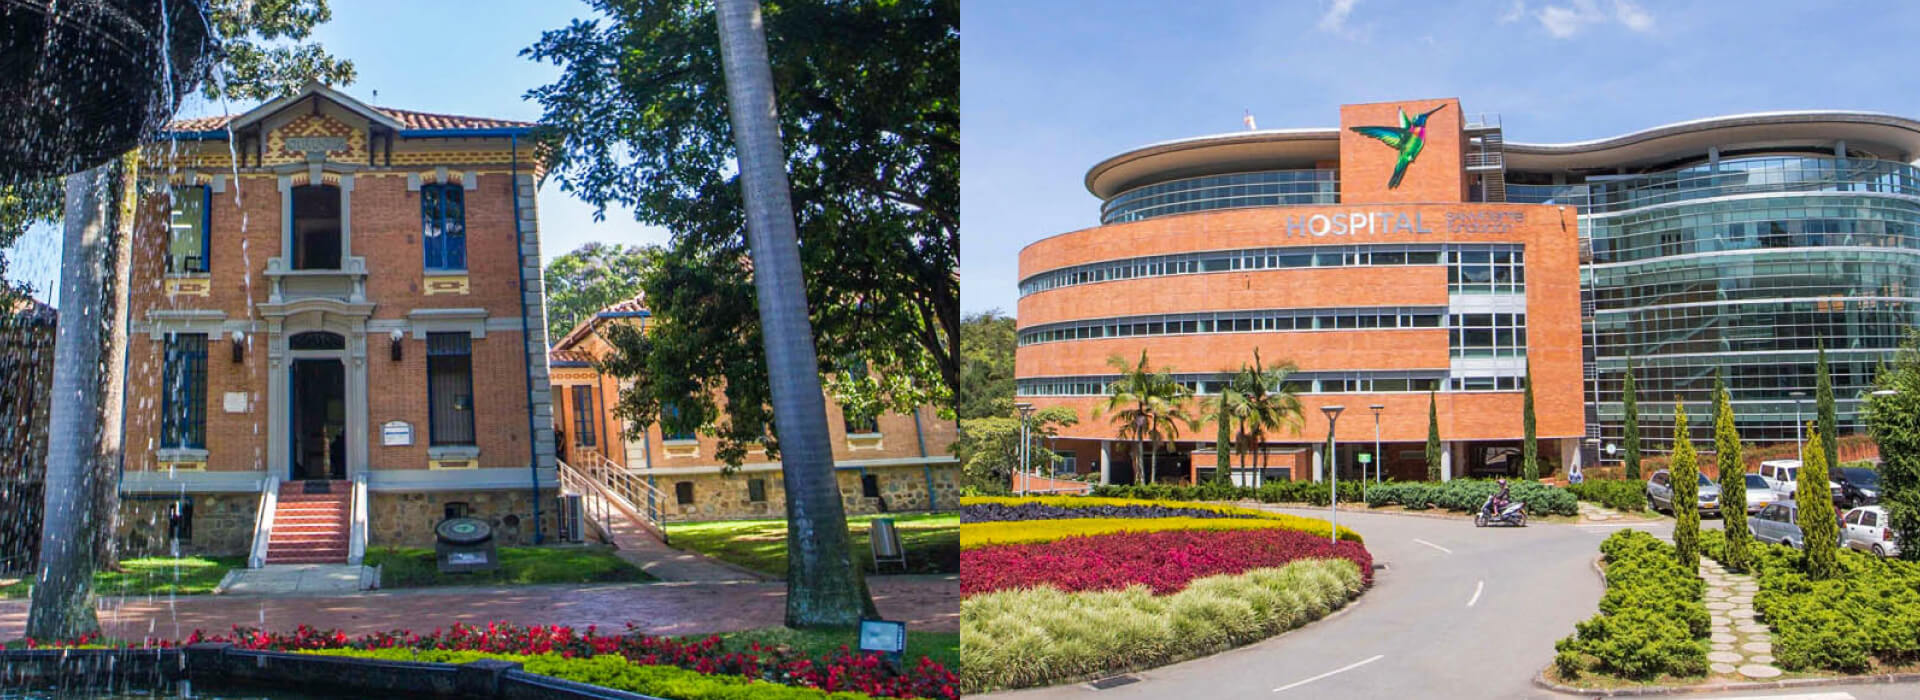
[
  {"x1": 961, "y1": 514, "x2": 1360, "y2": 550},
  {"x1": 24, "y1": 622, "x2": 956, "y2": 700},
  {"x1": 303, "y1": 649, "x2": 892, "y2": 700},
  {"x1": 962, "y1": 527, "x2": 1371, "y2": 597},
  {"x1": 1090, "y1": 478, "x2": 1581, "y2": 516},
  {"x1": 961, "y1": 501, "x2": 1236, "y2": 523}
]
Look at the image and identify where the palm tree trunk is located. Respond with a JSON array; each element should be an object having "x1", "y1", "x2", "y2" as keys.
[{"x1": 714, "y1": 0, "x2": 874, "y2": 628}]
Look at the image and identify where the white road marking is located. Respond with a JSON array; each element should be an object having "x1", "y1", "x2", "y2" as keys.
[
  {"x1": 1412, "y1": 538, "x2": 1452, "y2": 554},
  {"x1": 1272, "y1": 654, "x2": 1385, "y2": 693},
  {"x1": 1467, "y1": 580, "x2": 1484, "y2": 607},
  {"x1": 1714, "y1": 694, "x2": 1853, "y2": 700}
]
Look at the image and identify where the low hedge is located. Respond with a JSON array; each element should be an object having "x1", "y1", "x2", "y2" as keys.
[
  {"x1": 1553, "y1": 530, "x2": 1707, "y2": 680},
  {"x1": 1701, "y1": 529, "x2": 1920, "y2": 672},
  {"x1": 1089, "y1": 479, "x2": 1577, "y2": 516},
  {"x1": 300, "y1": 649, "x2": 880, "y2": 700},
  {"x1": 1567, "y1": 478, "x2": 1648, "y2": 513},
  {"x1": 962, "y1": 527, "x2": 1372, "y2": 596},
  {"x1": 960, "y1": 514, "x2": 1361, "y2": 550},
  {"x1": 960, "y1": 558, "x2": 1364, "y2": 693}
]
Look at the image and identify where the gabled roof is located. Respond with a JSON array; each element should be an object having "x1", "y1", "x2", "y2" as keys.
[
  {"x1": 164, "y1": 82, "x2": 535, "y2": 135},
  {"x1": 551, "y1": 292, "x2": 652, "y2": 354}
]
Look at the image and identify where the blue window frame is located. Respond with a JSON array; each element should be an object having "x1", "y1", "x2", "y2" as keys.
[
  {"x1": 161, "y1": 333, "x2": 207, "y2": 449},
  {"x1": 426, "y1": 332, "x2": 476, "y2": 445},
  {"x1": 421, "y1": 184, "x2": 467, "y2": 272},
  {"x1": 662, "y1": 401, "x2": 695, "y2": 441},
  {"x1": 571, "y1": 385, "x2": 597, "y2": 448},
  {"x1": 168, "y1": 186, "x2": 211, "y2": 274}
]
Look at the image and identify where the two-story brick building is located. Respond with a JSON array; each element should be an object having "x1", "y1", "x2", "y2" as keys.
[
  {"x1": 122, "y1": 84, "x2": 558, "y2": 564},
  {"x1": 548, "y1": 295, "x2": 960, "y2": 522}
]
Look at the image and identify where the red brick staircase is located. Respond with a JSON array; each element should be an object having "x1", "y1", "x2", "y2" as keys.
[{"x1": 265, "y1": 480, "x2": 350, "y2": 565}]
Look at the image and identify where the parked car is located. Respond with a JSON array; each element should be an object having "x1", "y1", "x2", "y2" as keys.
[
  {"x1": 1739, "y1": 473, "x2": 1779, "y2": 514},
  {"x1": 1750, "y1": 501, "x2": 1841, "y2": 550},
  {"x1": 1757, "y1": 459, "x2": 1842, "y2": 504},
  {"x1": 1830, "y1": 466, "x2": 1882, "y2": 506},
  {"x1": 1646, "y1": 469, "x2": 1720, "y2": 517},
  {"x1": 1841, "y1": 505, "x2": 1901, "y2": 558}
]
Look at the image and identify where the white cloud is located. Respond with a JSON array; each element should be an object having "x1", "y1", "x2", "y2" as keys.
[
  {"x1": 1499, "y1": 1, "x2": 1528, "y2": 24},
  {"x1": 1613, "y1": 0, "x2": 1655, "y2": 32},
  {"x1": 1318, "y1": 0, "x2": 1359, "y2": 35},
  {"x1": 1533, "y1": 0, "x2": 1653, "y2": 38}
]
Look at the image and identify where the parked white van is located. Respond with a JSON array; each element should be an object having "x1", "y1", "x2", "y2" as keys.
[{"x1": 1757, "y1": 458, "x2": 1843, "y2": 504}]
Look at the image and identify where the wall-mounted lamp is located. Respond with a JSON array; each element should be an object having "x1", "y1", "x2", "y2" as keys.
[
  {"x1": 230, "y1": 330, "x2": 245, "y2": 364},
  {"x1": 390, "y1": 328, "x2": 405, "y2": 361}
]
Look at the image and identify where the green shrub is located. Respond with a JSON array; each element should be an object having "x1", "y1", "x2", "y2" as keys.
[
  {"x1": 300, "y1": 649, "x2": 877, "y2": 700},
  {"x1": 1092, "y1": 479, "x2": 1577, "y2": 516},
  {"x1": 1567, "y1": 479, "x2": 1647, "y2": 513},
  {"x1": 1554, "y1": 530, "x2": 1708, "y2": 679},
  {"x1": 1700, "y1": 529, "x2": 1920, "y2": 672}
]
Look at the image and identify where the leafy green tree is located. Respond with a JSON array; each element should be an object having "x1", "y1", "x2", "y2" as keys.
[
  {"x1": 1624, "y1": 356, "x2": 1641, "y2": 480},
  {"x1": 1670, "y1": 401, "x2": 1700, "y2": 573},
  {"x1": 1093, "y1": 351, "x2": 1194, "y2": 485},
  {"x1": 543, "y1": 243, "x2": 659, "y2": 340},
  {"x1": 1714, "y1": 368, "x2": 1752, "y2": 572},
  {"x1": 1426, "y1": 391, "x2": 1442, "y2": 481},
  {"x1": 1227, "y1": 350, "x2": 1303, "y2": 484},
  {"x1": 200, "y1": 0, "x2": 357, "y2": 101},
  {"x1": 525, "y1": 0, "x2": 959, "y2": 431},
  {"x1": 956, "y1": 406, "x2": 1075, "y2": 493},
  {"x1": 1816, "y1": 342, "x2": 1838, "y2": 474},
  {"x1": 1798, "y1": 428, "x2": 1840, "y2": 579},
  {"x1": 1522, "y1": 360, "x2": 1538, "y2": 481},
  {"x1": 1865, "y1": 330, "x2": 1920, "y2": 561},
  {"x1": 958, "y1": 310, "x2": 1015, "y2": 420}
]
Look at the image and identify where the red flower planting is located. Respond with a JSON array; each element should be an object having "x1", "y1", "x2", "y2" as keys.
[{"x1": 962, "y1": 527, "x2": 1372, "y2": 597}]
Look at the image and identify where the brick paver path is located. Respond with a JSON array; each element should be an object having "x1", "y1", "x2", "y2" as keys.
[
  {"x1": 0, "y1": 576, "x2": 958, "y2": 641},
  {"x1": 1700, "y1": 560, "x2": 1782, "y2": 679}
]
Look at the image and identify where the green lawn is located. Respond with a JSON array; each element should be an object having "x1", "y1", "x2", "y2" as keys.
[
  {"x1": 0, "y1": 556, "x2": 244, "y2": 599},
  {"x1": 663, "y1": 513, "x2": 959, "y2": 578},
  {"x1": 365, "y1": 545, "x2": 655, "y2": 588},
  {"x1": 712, "y1": 626, "x2": 961, "y2": 672}
]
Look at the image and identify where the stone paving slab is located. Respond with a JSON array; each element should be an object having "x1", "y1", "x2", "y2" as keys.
[
  {"x1": 1697, "y1": 560, "x2": 1783, "y2": 679},
  {"x1": 216, "y1": 564, "x2": 376, "y2": 595}
]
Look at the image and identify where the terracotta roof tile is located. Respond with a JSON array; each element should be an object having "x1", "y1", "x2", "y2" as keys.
[
  {"x1": 549, "y1": 349, "x2": 595, "y2": 366},
  {"x1": 166, "y1": 106, "x2": 534, "y2": 133}
]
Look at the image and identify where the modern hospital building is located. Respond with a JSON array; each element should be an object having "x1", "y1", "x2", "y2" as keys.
[{"x1": 1015, "y1": 98, "x2": 1920, "y2": 484}]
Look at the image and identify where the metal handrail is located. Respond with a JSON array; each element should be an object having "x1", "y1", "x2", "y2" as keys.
[
  {"x1": 347, "y1": 472, "x2": 369, "y2": 565},
  {"x1": 247, "y1": 475, "x2": 278, "y2": 569},
  {"x1": 557, "y1": 455, "x2": 669, "y2": 538}
]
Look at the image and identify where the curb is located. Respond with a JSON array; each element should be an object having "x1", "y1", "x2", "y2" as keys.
[{"x1": 1533, "y1": 668, "x2": 1920, "y2": 697}]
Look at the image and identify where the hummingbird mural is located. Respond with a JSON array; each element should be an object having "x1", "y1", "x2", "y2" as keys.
[{"x1": 1350, "y1": 103, "x2": 1448, "y2": 189}]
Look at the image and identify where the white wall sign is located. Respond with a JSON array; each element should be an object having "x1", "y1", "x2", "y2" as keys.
[
  {"x1": 223, "y1": 392, "x2": 249, "y2": 414},
  {"x1": 382, "y1": 421, "x2": 413, "y2": 446}
]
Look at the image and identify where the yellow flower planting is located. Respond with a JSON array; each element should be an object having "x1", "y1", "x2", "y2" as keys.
[{"x1": 961, "y1": 515, "x2": 1358, "y2": 549}]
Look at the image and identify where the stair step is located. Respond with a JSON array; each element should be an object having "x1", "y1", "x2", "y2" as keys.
[
  {"x1": 265, "y1": 556, "x2": 348, "y2": 564},
  {"x1": 267, "y1": 543, "x2": 347, "y2": 553},
  {"x1": 270, "y1": 530, "x2": 346, "y2": 539}
]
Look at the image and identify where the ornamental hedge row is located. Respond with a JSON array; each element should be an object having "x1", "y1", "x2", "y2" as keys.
[
  {"x1": 960, "y1": 514, "x2": 1361, "y2": 550},
  {"x1": 1701, "y1": 529, "x2": 1920, "y2": 672},
  {"x1": 962, "y1": 501, "x2": 1238, "y2": 523},
  {"x1": 1088, "y1": 479, "x2": 1577, "y2": 516},
  {"x1": 1567, "y1": 478, "x2": 1649, "y2": 513},
  {"x1": 301, "y1": 649, "x2": 885, "y2": 700},
  {"x1": 1553, "y1": 530, "x2": 1707, "y2": 680},
  {"x1": 962, "y1": 527, "x2": 1372, "y2": 597}
]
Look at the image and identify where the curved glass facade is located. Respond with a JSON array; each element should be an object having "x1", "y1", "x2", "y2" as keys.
[
  {"x1": 1019, "y1": 243, "x2": 1521, "y2": 297},
  {"x1": 1583, "y1": 156, "x2": 1920, "y2": 453},
  {"x1": 1099, "y1": 169, "x2": 1338, "y2": 224}
]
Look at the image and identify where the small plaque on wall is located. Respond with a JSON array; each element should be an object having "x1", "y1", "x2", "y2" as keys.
[
  {"x1": 382, "y1": 421, "x2": 413, "y2": 446},
  {"x1": 223, "y1": 392, "x2": 249, "y2": 414}
]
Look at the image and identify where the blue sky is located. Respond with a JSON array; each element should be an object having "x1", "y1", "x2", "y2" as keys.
[
  {"x1": 5, "y1": 0, "x2": 667, "y2": 306},
  {"x1": 960, "y1": 0, "x2": 1920, "y2": 316}
]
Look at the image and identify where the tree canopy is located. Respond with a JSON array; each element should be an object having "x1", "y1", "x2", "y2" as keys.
[
  {"x1": 543, "y1": 242, "x2": 658, "y2": 340},
  {"x1": 525, "y1": 0, "x2": 958, "y2": 463},
  {"x1": 959, "y1": 310, "x2": 1015, "y2": 420}
]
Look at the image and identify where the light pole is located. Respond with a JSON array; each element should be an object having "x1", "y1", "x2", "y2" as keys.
[
  {"x1": 1015, "y1": 402, "x2": 1036, "y2": 494},
  {"x1": 1322, "y1": 405, "x2": 1345, "y2": 543},
  {"x1": 1370, "y1": 403, "x2": 1385, "y2": 495},
  {"x1": 1791, "y1": 391, "x2": 1808, "y2": 465}
]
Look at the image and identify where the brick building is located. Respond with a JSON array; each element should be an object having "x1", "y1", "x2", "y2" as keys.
[
  {"x1": 548, "y1": 295, "x2": 959, "y2": 522},
  {"x1": 122, "y1": 84, "x2": 557, "y2": 562},
  {"x1": 0, "y1": 298, "x2": 54, "y2": 571}
]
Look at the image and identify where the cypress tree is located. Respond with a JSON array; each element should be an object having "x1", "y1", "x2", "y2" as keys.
[
  {"x1": 1213, "y1": 401, "x2": 1234, "y2": 486},
  {"x1": 1798, "y1": 428, "x2": 1840, "y2": 580},
  {"x1": 1671, "y1": 401, "x2": 1701, "y2": 573},
  {"x1": 1522, "y1": 360, "x2": 1538, "y2": 481},
  {"x1": 1714, "y1": 368, "x2": 1752, "y2": 573},
  {"x1": 1816, "y1": 342, "x2": 1838, "y2": 473},
  {"x1": 1624, "y1": 356, "x2": 1641, "y2": 480},
  {"x1": 1427, "y1": 391, "x2": 1442, "y2": 481}
]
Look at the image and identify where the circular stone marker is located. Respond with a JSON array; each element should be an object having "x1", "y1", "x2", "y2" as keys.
[
  {"x1": 1751, "y1": 654, "x2": 1775, "y2": 664},
  {"x1": 1741, "y1": 641, "x2": 1773, "y2": 654},
  {"x1": 1710, "y1": 632, "x2": 1736, "y2": 643},
  {"x1": 1708, "y1": 651, "x2": 1743, "y2": 664},
  {"x1": 1711, "y1": 663, "x2": 1737, "y2": 674},
  {"x1": 1738, "y1": 664, "x2": 1782, "y2": 679},
  {"x1": 1736, "y1": 623, "x2": 1769, "y2": 634}
]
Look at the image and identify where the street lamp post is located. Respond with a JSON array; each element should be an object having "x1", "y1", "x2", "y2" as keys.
[
  {"x1": 1322, "y1": 405, "x2": 1345, "y2": 543},
  {"x1": 1015, "y1": 402, "x2": 1035, "y2": 494},
  {"x1": 1369, "y1": 404, "x2": 1385, "y2": 503},
  {"x1": 1791, "y1": 391, "x2": 1808, "y2": 465}
]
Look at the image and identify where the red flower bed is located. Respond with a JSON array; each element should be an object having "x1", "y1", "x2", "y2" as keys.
[
  {"x1": 24, "y1": 622, "x2": 956, "y2": 700},
  {"x1": 961, "y1": 527, "x2": 1372, "y2": 597}
]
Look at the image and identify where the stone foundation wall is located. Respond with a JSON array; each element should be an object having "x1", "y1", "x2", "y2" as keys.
[
  {"x1": 658, "y1": 462, "x2": 959, "y2": 523},
  {"x1": 369, "y1": 489, "x2": 561, "y2": 548},
  {"x1": 116, "y1": 492, "x2": 258, "y2": 558}
]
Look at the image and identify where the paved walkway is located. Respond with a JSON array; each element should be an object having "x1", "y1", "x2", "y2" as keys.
[
  {"x1": 215, "y1": 564, "x2": 376, "y2": 595},
  {"x1": 0, "y1": 576, "x2": 957, "y2": 641},
  {"x1": 583, "y1": 490, "x2": 764, "y2": 583},
  {"x1": 1700, "y1": 559, "x2": 1782, "y2": 679}
]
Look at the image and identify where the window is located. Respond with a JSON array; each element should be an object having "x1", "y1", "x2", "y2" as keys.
[
  {"x1": 748, "y1": 478, "x2": 767, "y2": 503},
  {"x1": 843, "y1": 406, "x2": 879, "y2": 434},
  {"x1": 167, "y1": 499, "x2": 193, "y2": 543},
  {"x1": 168, "y1": 186, "x2": 210, "y2": 273},
  {"x1": 675, "y1": 481, "x2": 695, "y2": 505},
  {"x1": 662, "y1": 401, "x2": 695, "y2": 441},
  {"x1": 291, "y1": 184, "x2": 341, "y2": 270},
  {"x1": 161, "y1": 333, "x2": 207, "y2": 449},
  {"x1": 571, "y1": 385, "x2": 597, "y2": 448},
  {"x1": 426, "y1": 333, "x2": 475, "y2": 445},
  {"x1": 861, "y1": 473, "x2": 881, "y2": 498},
  {"x1": 421, "y1": 184, "x2": 467, "y2": 271},
  {"x1": 444, "y1": 502, "x2": 470, "y2": 520}
]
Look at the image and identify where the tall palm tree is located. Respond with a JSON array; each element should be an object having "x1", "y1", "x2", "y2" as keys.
[
  {"x1": 1229, "y1": 350, "x2": 1304, "y2": 485},
  {"x1": 713, "y1": 0, "x2": 872, "y2": 628},
  {"x1": 1095, "y1": 351, "x2": 1195, "y2": 484}
]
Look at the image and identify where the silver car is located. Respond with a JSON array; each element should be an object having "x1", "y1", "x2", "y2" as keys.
[
  {"x1": 1750, "y1": 501, "x2": 1844, "y2": 550},
  {"x1": 1739, "y1": 473, "x2": 1780, "y2": 514},
  {"x1": 1646, "y1": 470, "x2": 1721, "y2": 517},
  {"x1": 1842, "y1": 505, "x2": 1902, "y2": 558}
]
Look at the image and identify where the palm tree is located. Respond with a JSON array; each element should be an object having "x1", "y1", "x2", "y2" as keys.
[
  {"x1": 713, "y1": 0, "x2": 872, "y2": 628},
  {"x1": 1095, "y1": 351, "x2": 1195, "y2": 484},
  {"x1": 1229, "y1": 350, "x2": 1305, "y2": 485}
]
